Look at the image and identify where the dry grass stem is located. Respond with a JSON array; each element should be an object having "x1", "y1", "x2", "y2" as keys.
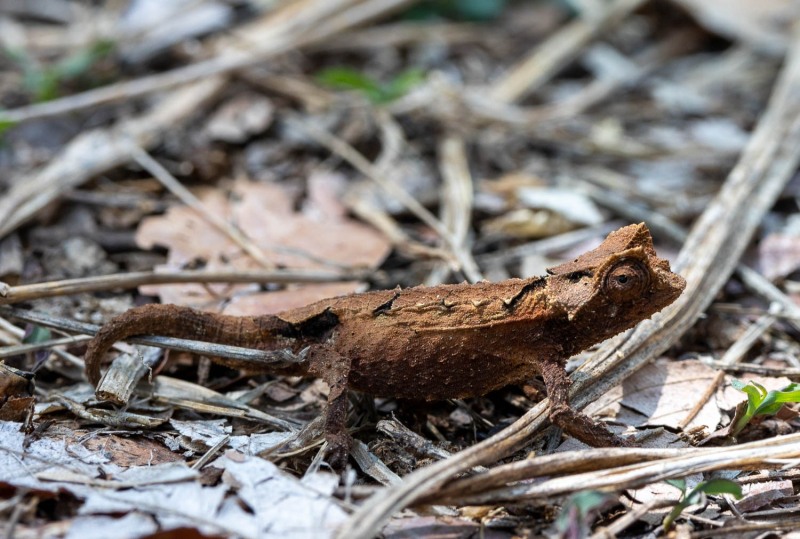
[
  {"x1": 430, "y1": 433, "x2": 800, "y2": 506},
  {"x1": 293, "y1": 116, "x2": 481, "y2": 281},
  {"x1": 0, "y1": 268, "x2": 366, "y2": 305},
  {"x1": 489, "y1": 0, "x2": 646, "y2": 103},
  {"x1": 0, "y1": 335, "x2": 92, "y2": 359}
]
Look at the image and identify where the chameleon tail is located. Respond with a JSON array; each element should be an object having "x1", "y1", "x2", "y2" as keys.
[{"x1": 84, "y1": 304, "x2": 295, "y2": 386}]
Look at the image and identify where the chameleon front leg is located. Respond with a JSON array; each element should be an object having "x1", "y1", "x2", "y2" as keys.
[
  {"x1": 307, "y1": 346, "x2": 353, "y2": 470},
  {"x1": 540, "y1": 359, "x2": 633, "y2": 447}
]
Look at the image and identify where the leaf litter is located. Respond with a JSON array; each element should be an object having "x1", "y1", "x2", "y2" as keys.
[
  {"x1": 1, "y1": 0, "x2": 800, "y2": 537},
  {"x1": 136, "y1": 175, "x2": 390, "y2": 313}
]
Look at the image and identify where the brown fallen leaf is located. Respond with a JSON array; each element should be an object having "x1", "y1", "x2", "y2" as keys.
[
  {"x1": 0, "y1": 361, "x2": 34, "y2": 423},
  {"x1": 758, "y1": 233, "x2": 800, "y2": 281},
  {"x1": 734, "y1": 479, "x2": 794, "y2": 512},
  {"x1": 136, "y1": 174, "x2": 390, "y2": 314}
]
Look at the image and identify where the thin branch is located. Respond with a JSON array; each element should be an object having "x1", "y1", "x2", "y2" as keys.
[{"x1": 0, "y1": 268, "x2": 369, "y2": 305}]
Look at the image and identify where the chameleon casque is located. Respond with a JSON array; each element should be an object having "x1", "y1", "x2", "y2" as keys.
[{"x1": 84, "y1": 223, "x2": 685, "y2": 467}]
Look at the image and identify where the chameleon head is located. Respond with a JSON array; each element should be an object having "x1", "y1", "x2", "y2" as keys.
[{"x1": 544, "y1": 223, "x2": 686, "y2": 337}]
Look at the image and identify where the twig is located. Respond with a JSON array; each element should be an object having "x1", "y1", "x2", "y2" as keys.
[
  {"x1": 191, "y1": 435, "x2": 231, "y2": 470},
  {"x1": 697, "y1": 357, "x2": 800, "y2": 378},
  {"x1": 292, "y1": 115, "x2": 482, "y2": 282},
  {"x1": 489, "y1": 0, "x2": 646, "y2": 103},
  {"x1": 427, "y1": 434, "x2": 800, "y2": 506},
  {"x1": 0, "y1": 335, "x2": 92, "y2": 358},
  {"x1": 96, "y1": 346, "x2": 162, "y2": 404},
  {"x1": 590, "y1": 499, "x2": 673, "y2": 538},
  {"x1": 428, "y1": 134, "x2": 483, "y2": 284},
  {"x1": 476, "y1": 221, "x2": 621, "y2": 265},
  {"x1": 463, "y1": 27, "x2": 700, "y2": 126},
  {"x1": 0, "y1": 268, "x2": 368, "y2": 305},
  {"x1": 316, "y1": 22, "x2": 481, "y2": 51}
]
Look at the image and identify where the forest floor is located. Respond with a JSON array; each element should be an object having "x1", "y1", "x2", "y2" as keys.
[{"x1": 1, "y1": 1, "x2": 800, "y2": 537}]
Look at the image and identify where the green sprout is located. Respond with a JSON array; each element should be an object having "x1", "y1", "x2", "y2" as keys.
[
  {"x1": 403, "y1": 0, "x2": 508, "y2": 21},
  {"x1": 0, "y1": 117, "x2": 16, "y2": 138},
  {"x1": 23, "y1": 325, "x2": 52, "y2": 371},
  {"x1": 4, "y1": 39, "x2": 115, "y2": 102},
  {"x1": 662, "y1": 478, "x2": 742, "y2": 530},
  {"x1": 554, "y1": 490, "x2": 615, "y2": 539},
  {"x1": 729, "y1": 379, "x2": 800, "y2": 437},
  {"x1": 316, "y1": 67, "x2": 425, "y2": 104}
]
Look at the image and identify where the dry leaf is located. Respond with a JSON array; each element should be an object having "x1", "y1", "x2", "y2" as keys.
[
  {"x1": 584, "y1": 359, "x2": 720, "y2": 434},
  {"x1": 0, "y1": 362, "x2": 33, "y2": 422},
  {"x1": 733, "y1": 479, "x2": 793, "y2": 512},
  {"x1": 205, "y1": 93, "x2": 275, "y2": 143},
  {"x1": 758, "y1": 233, "x2": 800, "y2": 281},
  {"x1": 136, "y1": 175, "x2": 390, "y2": 313},
  {"x1": 672, "y1": 0, "x2": 799, "y2": 55}
]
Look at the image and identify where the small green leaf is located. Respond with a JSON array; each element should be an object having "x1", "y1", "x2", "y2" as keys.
[
  {"x1": 753, "y1": 391, "x2": 781, "y2": 416},
  {"x1": 402, "y1": 0, "x2": 507, "y2": 21},
  {"x1": 23, "y1": 325, "x2": 51, "y2": 344},
  {"x1": 568, "y1": 490, "x2": 610, "y2": 513},
  {"x1": 772, "y1": 388, "x2": 800, "y2": 404},
  {"x1": 691, "y1": 478, "x2": 743, "y2": 498},
  {"x1": 665, "y1": 478, "x2": 686, "y2": 493},
  {"x1": 663, "y1": 478, "x2": 740, "y2": 530},
  {"x1": 730, "y1": 379, "x2": 800, "y2": 436},
  {"x1": 751, "y1": 381, "x2": 768, "y2": 398},
  {"x1": 24, "y1": 325, "x2": 52, "y2": 371},
  {"x1": 732, "y1": 379, "x2": 766, "y2": 420},
  {"x1": 316, "y1": 67, "x2": 384, "y2": 101},
  {"x1": 384, "y1": 68, "x2": 425, "y2": 101},
  {"x1": 554, "y1": 490, "x2": 614, "y2": 539},
  {"x1": 316, "y1": 66, "x2": 425, "y2": 104},
  {"x1": 735, "y1": 381, "x2": 764, "y2": 405},
  {"x1": 0, "y1": 116, "x2": 16, "y2": 137},
  {"x1": 55, "y1": 39, "x2": 115, "y2": 80}
]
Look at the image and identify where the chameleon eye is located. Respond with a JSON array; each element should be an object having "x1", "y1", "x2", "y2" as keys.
[{"x1": 603, "y1": 259, "x2": 649, "y2": 302}]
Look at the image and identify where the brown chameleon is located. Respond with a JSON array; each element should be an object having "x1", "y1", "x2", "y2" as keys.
[{"x1": 84, "y1": 223, "x2": 685, "y2": 466}]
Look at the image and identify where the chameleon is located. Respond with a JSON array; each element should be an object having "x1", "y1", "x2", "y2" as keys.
[{"x1": 84, "y1": 223, "x2": 685, "y2": 467}]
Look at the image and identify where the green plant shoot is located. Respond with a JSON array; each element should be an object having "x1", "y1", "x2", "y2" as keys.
[
  {"x1": 662, "y1": 478, "x2": 742, "y2": 530},
  {"x1": 730, "y1": 379, "x2": 800, "y2": 437},
  {"x1": 316, "y1": 67, "x2": 425, "y2": 104}
]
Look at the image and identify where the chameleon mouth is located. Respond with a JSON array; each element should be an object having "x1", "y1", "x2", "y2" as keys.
[{"x1": 658, "y1": 269, "x2": 687, "y2": 303}]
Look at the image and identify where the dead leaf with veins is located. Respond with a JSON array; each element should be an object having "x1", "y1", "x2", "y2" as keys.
[{"x1": 135, "y1": 174, "x2": 390, "y2": 314}]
